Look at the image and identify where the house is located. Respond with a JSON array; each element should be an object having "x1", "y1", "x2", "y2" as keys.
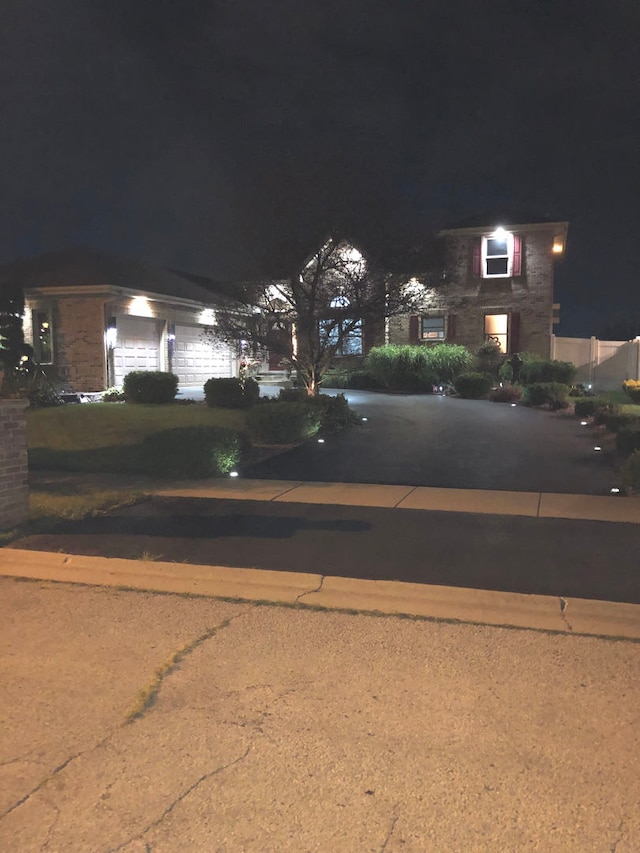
[
  {"x1": 388, "y1": 215, "x2": 568, "y2": 357},
  {"x1": 0, "y1": 248, "x2": 238, "y2": 391}
]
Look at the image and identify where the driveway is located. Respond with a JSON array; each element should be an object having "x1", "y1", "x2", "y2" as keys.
[{"x1": 242, "y1": 390, "x2": 617, "y2": 495}]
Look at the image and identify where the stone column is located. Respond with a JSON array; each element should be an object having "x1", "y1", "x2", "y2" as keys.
[{"x1": 0, "y1": 400, "x2": 29, "y2": 530}]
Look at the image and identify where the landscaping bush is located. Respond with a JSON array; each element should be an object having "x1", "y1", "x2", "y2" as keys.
[
  {"x1": 277, "y1": 387, "x2": 308, "y2": 402},
  {"x1": 488, "y1": 384, "x2": 522, "y2": 403},
  {"x1": 425, "y1": 344, "x2": 473, "y2": 384},
  {"x1": 522, "y1": 382, "x2": 570, "y2": 409},
  {"x1": 453, "y1": 372, "x2": 492, "y2": 399},
  {"x1": 102, "y1": 386, "x2": 125, "y2": 402},
  {"x1": 140, "y1": 425, "x2": 246, "y2": 478},
  {"x1": 622, "y1": 379, "x2": 640, "y2": 403},
  {"x1": 520, "y1": 359, "x2": 576, "y2": 386},
  {"x1": 346, "y1": 370, "x2": 385, "y2": 390},
  {"x1": 124, "y1": 371, "x2": 178, "y2": 404},
  {"x1": 621, "y1": 450, "x2": 640, "y2": 494},
  {"x1": 366, "y1": 345, "x2": 436, "y2": 391},
  {"x1": 573, "y1": 397, "x2": 609, "y2": 418},
  {"x1": 498, "y1": 361, "x2": 513, "y2": 383},
  {"x1": 204, "y1": 377, "x2": 259, "y2": 409},
  {"x1": 474, "y1": 340, "x2": 503, "y2": 378},
  {"x1": 593, "y1": 402, "x2": 621, "y2": 424},
  {"x1": 615, "y1": 426, "x2": 640, "y2": 456},
  {"x1": 309, "y1": 393, "x2": 360, "y2": 433},
  {"x1": 245, "y1": 401, "x2": 320, "y2": 444},
  {"x1": 569, "y1": 383, "x2": 594, "y2": 397},
  {"x1": 600, "y1": 412, "x2": 640, "y2": 433}
]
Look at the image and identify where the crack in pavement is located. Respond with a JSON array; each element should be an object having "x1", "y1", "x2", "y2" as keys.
[
  {"x1": 39, "y1": 795, "x2": 61, "y2": 852},
  {"x1": 107, "y1": 744, "x2": 253, "y2": 853},
  {"x1": 610, "y1": 817, "x2": 626, "y2": 852},
  {"x1": 123, "y1": 606, "x2": 255, "y2": 725},
  {"x1": 0, "y1": 751, "x2": 83, "y2": 820},
  {"x1": 559, "y1": 597, "x2": 573, "y2": 632},
  {"x1": 380, "y1": 807, "x2": 400, "y2": 852},
  {"x1": 294, "y1": 575, "x2": 325, "y2": 604}
]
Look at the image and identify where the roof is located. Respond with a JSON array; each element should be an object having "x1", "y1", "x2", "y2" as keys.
[
  {"x1": 440, "y1": 212, "x2": 569, "y2": 237},
  {"x1": 0, "y1": 247, "x2": 230, "y2": 306}
]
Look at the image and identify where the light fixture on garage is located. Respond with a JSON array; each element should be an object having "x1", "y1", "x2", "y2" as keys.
[
  {"x1": 105, "y1": 317, "x2": 117, "y2": 349},
  {"x1": 129, "y1": 296, "x2": 153, "y2": 317},
  {"x1": 199, "y1": 308, "x2": 216, "y2": 325}
]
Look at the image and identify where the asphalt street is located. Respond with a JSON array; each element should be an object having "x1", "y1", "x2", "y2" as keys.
[
  {"x1": 242, "y1": 391, "x2": 618, "y2": 494},
  {"x1": 2, "y1": 579, "x2": 639, "y2": 852},
  {"x1": 12, "y1": 496, "x2": 640, "y2": 603}
]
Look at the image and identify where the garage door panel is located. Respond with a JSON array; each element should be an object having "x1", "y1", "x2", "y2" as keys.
[
  {"x1": 113, "y1": 316, "x2": 163, "y2": 386},
  {"x1": 173, "y1": 325, "x2": 235, "y2": 384}
]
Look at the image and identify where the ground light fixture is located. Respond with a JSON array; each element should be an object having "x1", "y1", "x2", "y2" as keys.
[
  {"x1": 581, "y1": 421, "x2": 588, "y2": 426},
  {"x1": 611, "y1": 487, "x2": 621, "y2": 494},
  {"x1": 229, "y1": 471, "x2": 239, "y2": 478},
  {"x1": 317, "y1": 438, "x2": 325, "y2": 443},
  {"x1": 511, "y1": 403, "x2": 517, "y2": 407},
  {"x1": 362, "y1": 417, "x2": 368, "y2": 422},
  {"x1": 593, "y1": 446, "x2": 602, "y2": 452}
]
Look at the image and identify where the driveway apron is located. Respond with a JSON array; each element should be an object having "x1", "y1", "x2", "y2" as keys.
[{"x1": 243, "y1": 391, "x2": 617, "y2": 494}]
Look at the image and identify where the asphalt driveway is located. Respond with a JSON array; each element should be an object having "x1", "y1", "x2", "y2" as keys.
[{"x1": 243, "y1": 390, "x2": 617, "y2": 495}]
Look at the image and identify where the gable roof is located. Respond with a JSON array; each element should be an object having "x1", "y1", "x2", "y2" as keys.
[{"x1": 0, "y1": 247, "x2": 230, "y2": 306}]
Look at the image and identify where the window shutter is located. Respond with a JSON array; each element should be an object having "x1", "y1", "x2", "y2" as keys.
[
  {"x1": 447, "y1": 313, "x2": 456, "y2": 341},
  {"x1": 472, "y1": 239, "x2": 482, "y2": 277},
  {"x1": 409, "y1": 315, "x2": 420, "y2": 343},
  {"x1": 510, "y1": 312, "x2": 521, "y2": 353},
  {"x1": 512, "y1": 235, "x2": 523, "y2": 277}
]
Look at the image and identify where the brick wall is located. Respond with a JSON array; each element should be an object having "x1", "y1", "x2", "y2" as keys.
[
  {"x1": 389, "y1": 226, "x2": 558, "y2": 358},
  {"x1": 52, "y1": 296, "x2": 107, "y2": 390},
  {"x1": 0, "y1": 400, "x2": 29, "y2": 530}
]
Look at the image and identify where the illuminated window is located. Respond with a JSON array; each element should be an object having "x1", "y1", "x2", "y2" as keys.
[
  {"x1": 33, "y1": 309, "x2": 53, "y2": 363},
  {"x1": 484, "y1": 314, "x2": 508, "y2": 352},
  {"x1": 421, "y1": 316, "x2": 445, "y2": 340},
  {"x1": 483, "y1": 233, "x2": 513, "y2": 277},
  {"x1": 319, "y1": 318, "x2": 363, "y2": 356}
]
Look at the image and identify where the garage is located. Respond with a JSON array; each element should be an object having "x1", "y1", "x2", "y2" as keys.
[
  {"x1": 172, "y1": 324, "x2": 236, "y2": 386},
  {"x1": 112, "y1": 315, "x2": 164, "y2": 387}
]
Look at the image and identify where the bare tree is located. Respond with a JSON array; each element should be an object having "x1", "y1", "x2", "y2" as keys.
[{"x1": 207, "y1": 236, "x2": 421, "y2": 396}]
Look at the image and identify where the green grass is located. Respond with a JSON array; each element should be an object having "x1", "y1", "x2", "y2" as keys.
[
  {"x1": 27, "y1": 403, "x2": 245, "y2": 451},
  {"x1": 29, "y1": 488, "x2": 147, "y2": 524}
]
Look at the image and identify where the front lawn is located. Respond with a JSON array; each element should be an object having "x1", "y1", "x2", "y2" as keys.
[
  {"x1": 27, "y1": 403, "x2": 247, "y2": 474},
  {"x1": 28, "y1": 403, "x2": 245, "y2": 451}
]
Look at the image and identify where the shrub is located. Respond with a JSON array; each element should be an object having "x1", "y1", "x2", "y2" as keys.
[
  {"x1": 140, "y1": 425, "x2": 246, "y2": 478},
  {"x1": 102, "y1": 386, "x2": 125, "y2": 402},
  {"x1": 124, "y1": 371, "x2": 178, "y2": 404},
  {"x1": 593, "y1": 402, "x2": 621, "y2": 425},
  {"x1": 622, "y1": 379, "x2": 640, "y2": 403},
  {"x1": 621, "y1": 450, "x2": 640, "y2": 494},
  {"x1": 615, "y1": 426, "x2": 640, "y2": 455},
  {"x1": 346, "y1": 370, "x2": 385, "y2": 390},
  {"x1": 246, "y1": 401, "x2": 320, "y2": 444},
  {"x1": 573, "y1": 397, "x2": 609, "y2": 418},
  {"x1": 366, "y1": 345, "x2": 436, "y2": 391},
  {"x1": 453, "y1": 372, "x2": 492, "y2": 399},
  {"x1": 310, "y1": 393, "x2": 360, "y2": 433},
  {"x1": 425, "y1": 344, "x2": 473, "y2": 384},
  {"x1": 204, "y1": 377, "x2": 259, "y2": 409},
  {"x1": 277, "y1": 387, "x2": 308, "y2": 402},
  {"x1": 520, "y1": 359, "x2": 576, "y2": 386},
  {"x1": 488, "y1": 384, "x2": 523, "y2": 403},
  {"x1": 569, "y1": 383, "x2": 594, "y2": 397},
  {"x1": 522, "y1": 382, "x2": 570, "y2": 409},
  {"x1": 498, "y1": 361, "x2": 513, "y2": 383},
  {"x1": 600, "y1": 413, "x2": 640, "y2": 433},
  {"x1": 474, "y1": 340, "x2": 503, "y2": 378}
]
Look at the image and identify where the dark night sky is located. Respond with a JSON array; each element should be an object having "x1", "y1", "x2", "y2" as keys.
[{"x1": 1, "y1": 0, "x2": 638, "y2": 335}]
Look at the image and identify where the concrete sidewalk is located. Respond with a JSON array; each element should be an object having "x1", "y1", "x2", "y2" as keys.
[
  {"x1": 154, "y1": 477, "x2": 640, "y2": 524},
  {"x1": 2, "y1": 547, "x2": 640, "y2": 640}
]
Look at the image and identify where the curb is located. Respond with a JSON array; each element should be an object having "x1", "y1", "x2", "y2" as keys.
[{"x1": 2, "y1": 548, "x2": 639, "y2": 641}]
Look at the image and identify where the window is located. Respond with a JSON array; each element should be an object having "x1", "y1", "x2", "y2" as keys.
[
  {"x1": 319, "y1": 318, "x2": 363, "y2": 356},
  {"x1": 33, "y1": 309, "x2": 53, "y2": 363},
  {"x1": 474, "y1": 230, "x2": 522, "y2": 278},
  {"x1": 484, "y1": 314, "x2": 508, "y2": 352},
  {"x1": 421, "y1": 316, "x2": 445, "y2": 340}
]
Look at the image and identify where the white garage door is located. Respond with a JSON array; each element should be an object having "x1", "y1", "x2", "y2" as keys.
[
  {"x1": 173, "y1": 324, "x2": 235, "y2": 385},
  {"x1": 113, "y1": 316, "x2": 163, "y2": 386}
]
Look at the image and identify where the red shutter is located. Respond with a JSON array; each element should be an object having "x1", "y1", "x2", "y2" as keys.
[
  {"x1": 409, "y1": 315, "x2": 420, "y2": 343},
  {"x1": 447, "y1": 313, "x2": 456, "y2": 341},
  {"x1": 510, "y1": 312, "x2": 521, "y2": 353},
  {"x1": 512, "y1": 235, "x2": 523, "y2": 277},
  {"x1": 472, "y1": 239, "x2": 481, "y2": 277}
]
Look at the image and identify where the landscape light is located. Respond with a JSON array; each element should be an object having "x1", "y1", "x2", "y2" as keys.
[
  {"x1": 580, "y1": 421, "x2": 588, "y2": 426},
  {"x1": 229, "y1": 471, "x2": 239, "y2": 478},
  {"x1": 593, "y1": 446, "x2": 602, "y2": 452},
  {"x1": 318, "y1": 438, "x2": 325, "y2": 443},
  {"x1": 610, "y1": 487, "x2": 621, "y2": 494},
  {"x1": 511, "y1": 403, "x2": 517, "y2": 407},
  {"x1": 362, "y1": 417, "x2": 368, "y2": 422}
]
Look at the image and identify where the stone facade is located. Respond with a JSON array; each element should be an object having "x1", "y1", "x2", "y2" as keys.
[
  {"x1": 389, "y1": 221, "x2": 567, "y2": 358},
  {"x1": 0, "y1": 400, "x2": 29, "y2": 530}
]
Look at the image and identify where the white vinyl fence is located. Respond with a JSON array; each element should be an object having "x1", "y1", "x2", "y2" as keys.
[{"x1": 551, "y1": 335, "x2": 640, "y2": 391}]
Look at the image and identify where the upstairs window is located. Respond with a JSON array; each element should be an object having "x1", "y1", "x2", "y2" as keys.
[
  {"x1": 319, "y1": 318, "x2": 363, "y2": 356},
  {"x1": 474, "y1": 229, "x2": 523, "y2": 278},
  {"x1": 33, "y1": 309, "x2": 53, "y2": 364}
]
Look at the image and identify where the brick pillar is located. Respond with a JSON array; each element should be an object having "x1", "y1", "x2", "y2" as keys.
[{"x1": 0, "y1": 400, "x2": 29, "y2": 530}]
